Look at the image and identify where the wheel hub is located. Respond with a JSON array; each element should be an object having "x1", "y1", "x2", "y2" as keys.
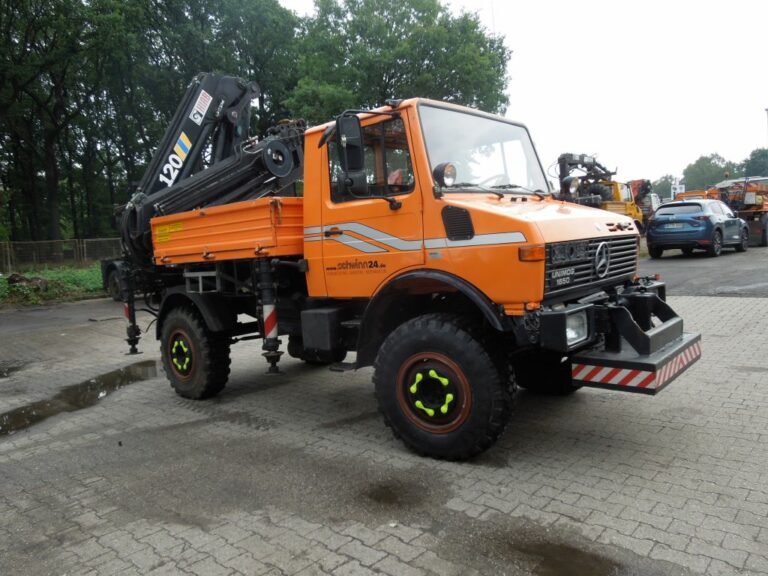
[
  {"x1": 169, "y1": 331, "x2": 193, "y2": 378},
  {"x1": 397, "y1": 353, "x2": 471, "y2": 433}
]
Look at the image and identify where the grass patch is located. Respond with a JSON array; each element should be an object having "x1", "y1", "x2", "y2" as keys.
[{"x1": 0, "y1": 263, "x2": 104, "y2": 307}]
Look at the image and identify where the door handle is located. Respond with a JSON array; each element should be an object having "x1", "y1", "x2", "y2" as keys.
[{"x1": 324, "y1": 228, "x2": 343, "y2": 237}]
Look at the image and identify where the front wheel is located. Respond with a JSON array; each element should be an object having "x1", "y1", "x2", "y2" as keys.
[
  {"x1": 706, "y1": 230, "x2": 722, "y2": 257},
  {"x1": 160, "y1": 306, "x2": 230, "y2": 399},
  {"x1": 373, "y1": 314, "x2": 512, "y2": 460},
  {"x1": 648, "y1": 245, "x2": 663, "y2": 259},
  {"x1": 735, "y1": 229, "x2": 749, "y2": 252}
]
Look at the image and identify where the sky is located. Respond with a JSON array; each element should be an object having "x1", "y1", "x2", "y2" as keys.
[{"x1": 277, "y1": 0, "x2": 768, "y2": 183}]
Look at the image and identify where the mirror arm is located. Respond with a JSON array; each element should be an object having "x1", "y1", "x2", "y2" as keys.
[{"x1": 345, "y1": 186, "x2": 402, "y2": 210}]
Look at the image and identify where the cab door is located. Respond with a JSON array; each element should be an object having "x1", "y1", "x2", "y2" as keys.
[{"x1": 319, "y1": 116, "x2": 424, "y2": 298}]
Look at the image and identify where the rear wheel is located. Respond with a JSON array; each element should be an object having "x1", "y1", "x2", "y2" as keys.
[
  {"x1": 160, "y1": 306, "x2": 230, "y2": 399},
  {"x1": 373, "y1": 314, "x2": 512, "y2": 460},
  {"x1": 761, "y1": 217, "x2": 768, "y2": 247},
  {"x1": 106, "y1": 269, "x2": 122, "y2": 301},
  {"x1": 735, "y1": 229, "x2": 749, "y2": 252},
  {"x1": 706, "y1": 230, "x2": 722, "y2": 257},
  {"x1": 648, "y1": 245, "x2": 663, "y2": 259}
]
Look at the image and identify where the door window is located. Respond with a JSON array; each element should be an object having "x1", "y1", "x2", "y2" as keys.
[{"x1": 329, "y1": 118, "x2": 414, "y2": 203}]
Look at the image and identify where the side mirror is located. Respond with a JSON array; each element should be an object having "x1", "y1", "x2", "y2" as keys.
[{"x1": 336, "y1": 115, "x2": 367, "y2": 196}]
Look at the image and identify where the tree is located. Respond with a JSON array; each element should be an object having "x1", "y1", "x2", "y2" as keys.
[
  {"x1": 682, "y1": 154, "x2": 741, "y2": 192},
  {"x1": 286, "y1": 0, "x2": 511, "y2": 124},
  {"x1": 652, "y1": 174, "x2": 675, "y2": 200},
  {"x1": 742, "y1": 148, "x2": 768, "y2": 177}
]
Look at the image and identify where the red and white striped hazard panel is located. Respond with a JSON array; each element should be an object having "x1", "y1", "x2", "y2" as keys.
[{"x1": 572, "y1": 340, "x2": 701, "y2": 392}]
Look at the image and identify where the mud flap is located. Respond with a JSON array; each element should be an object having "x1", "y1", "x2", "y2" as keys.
[{"x1": 571, "y1": 332, "x2": 701, "y2": 395}]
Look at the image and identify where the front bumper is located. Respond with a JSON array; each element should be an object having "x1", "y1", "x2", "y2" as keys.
[
  {"x1": 538, "y1": 280, "x2": 701, "y2": 395},
  {"x1": 571, "y1": 332, "x2": 700, "y2": 395}
]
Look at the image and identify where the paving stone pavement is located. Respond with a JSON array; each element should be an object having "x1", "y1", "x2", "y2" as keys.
[{"x1": 0, "y1": 295, "x2": 767, "y2": 575}]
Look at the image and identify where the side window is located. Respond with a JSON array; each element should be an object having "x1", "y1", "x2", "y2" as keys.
[
  {"x1": 329, "y1": 118, "x2": 414, "y2": 203},
  {"x1": 709, "y1": 203, "x2": 723, "y2": 215},
  {"x1": 720, "y1": 202, "x2": 734, "y2": 217}
]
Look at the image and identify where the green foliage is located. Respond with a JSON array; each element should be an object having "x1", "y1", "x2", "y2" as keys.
[
  {"x1": 286, "y1": 0, "x2": 511, "y2": 123},
  {"x1": 742, "y1": 148, "x2": 768, "y2": 177},
  {"x1": 0, "y1": 264, "x2": 103, "y2": 306},
  {"x1": 652, "y1": 174, "x2": 675, "y2": 200},
  {"x1": 1, "y1": 0, "x2": 510, "y2": 240},
  {"x1": 682, "y1": 154, "x2": 741, "y2": 192}
]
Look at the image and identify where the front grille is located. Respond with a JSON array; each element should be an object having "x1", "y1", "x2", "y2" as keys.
[{"x1": 544, "y1": 236, "x2": 637, "y2": 298}]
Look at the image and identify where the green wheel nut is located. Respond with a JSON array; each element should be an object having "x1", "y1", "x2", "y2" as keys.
[
  {"x1": 440, "y1": 393, "x2": 454, "y2": 414},
  {"x1": 414, "y1": 400, "x2": 435, "y2": 417},
  {"x1": 429, "y1": 369, "x2": 449, "y2": 386},
  {"x1": 409, "y1": 372, "x2": 423, "y2": 394}
]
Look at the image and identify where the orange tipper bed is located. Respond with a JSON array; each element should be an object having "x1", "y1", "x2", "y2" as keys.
[{"x1": 151, "y1": 197, "x2": 304, "y2": 265}]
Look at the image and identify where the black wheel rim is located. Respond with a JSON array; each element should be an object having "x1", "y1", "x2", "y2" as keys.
[
  {"x1": 396, "y1": 353, "x2": 472, "y2": 433},
  {"x1": 169, "y1": 330, "x2": 194, "y2": 379}
]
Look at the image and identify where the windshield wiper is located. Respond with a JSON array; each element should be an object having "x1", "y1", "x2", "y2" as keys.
[
  {"x1": 490, "y1": 184, "x2": 548, "y2": 199},
  {"x1": 447, "y1": 183, "x2": 503, "y2": 198}
]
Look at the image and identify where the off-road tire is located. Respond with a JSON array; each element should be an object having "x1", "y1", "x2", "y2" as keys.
[
  {"x1": 648, "y1": 245, "x2": 663, "y2": 259},
  {"x1": 760, "y1": 217, "x2": 768, "y2": 247},
  {"x1": 287, "y1": 335, "x2": 346, "y2": 365},
  {"x1": 160, "y1": 306, "x2": 230, "y2": 399},
  {"x1": 107, "y1": 269, "x2": 122, "y2": 301},
  {"x1": 735, "y1": 229, "x2": 748, "y2": 252},
  {"x1": 373, "y1": 313, "x2": 512, "y2": 460},
  {"x1": 706, "y1": 230, "x2": 722, "y2": 257},
  {"x1": 514, "y1": 353, "x2": 580, "y2": 396}
]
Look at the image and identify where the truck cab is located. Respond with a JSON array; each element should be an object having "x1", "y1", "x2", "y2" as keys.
[{"x1": 125, "y1": 77, "x2": 700, "y2": 460}]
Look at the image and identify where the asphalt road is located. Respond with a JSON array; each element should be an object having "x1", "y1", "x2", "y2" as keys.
[{"x1": 638, "y1": 245, "x2": 768, "y2": 297}]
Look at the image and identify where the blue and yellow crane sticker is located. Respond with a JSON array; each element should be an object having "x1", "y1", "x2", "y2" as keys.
[{"x1": 174, "y1": 132, "x2": 192, "y2": 160}]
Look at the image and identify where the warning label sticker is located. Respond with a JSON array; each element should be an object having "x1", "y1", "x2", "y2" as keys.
[{"x1": 189, "y1": 89, "x2": 212, "y2": 125}]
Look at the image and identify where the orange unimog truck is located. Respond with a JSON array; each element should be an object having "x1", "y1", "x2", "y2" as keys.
[{"x1": 119, "y1": 73, "x2": 700, "y2": 460}]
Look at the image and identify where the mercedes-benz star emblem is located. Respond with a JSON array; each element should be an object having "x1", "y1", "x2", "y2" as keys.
[{"x1": 594, "y1": 242, "x2": 610, "y2": 278}]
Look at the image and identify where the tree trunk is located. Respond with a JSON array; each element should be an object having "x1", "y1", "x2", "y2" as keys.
[{"x1": 43, "y1": 130, "x2": 61, "y2": 240}]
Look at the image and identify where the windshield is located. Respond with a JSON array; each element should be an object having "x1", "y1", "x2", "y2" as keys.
[
  {"x1": 656, "y1": 204, "x2": 703, "y2": 216},
  {"x1": 418, "y1": 104, "x2": 548, "y2": 193}
]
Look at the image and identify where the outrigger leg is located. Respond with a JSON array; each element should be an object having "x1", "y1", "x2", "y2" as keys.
[{"x1": 257, "y1": 258, "x2": 282, "y2": 373}]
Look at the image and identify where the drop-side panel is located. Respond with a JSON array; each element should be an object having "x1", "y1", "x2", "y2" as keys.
[{"x1": 151, "y1": 197, "x2": 304, "y2": 265}]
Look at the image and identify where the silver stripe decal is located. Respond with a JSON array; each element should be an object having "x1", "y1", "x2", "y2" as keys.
[
  {"x1": 327, "y1": 223, "x2": 423, "y2": 251},
  {"x1": 305, "y1": 222, "x2": 527, "y2": 253},
  {"x1": 425, "y1": 232, "x2": 527, "y2": 249},
  {"x1": 331, "y1": 233, "x2": 387, "y2": 253}
]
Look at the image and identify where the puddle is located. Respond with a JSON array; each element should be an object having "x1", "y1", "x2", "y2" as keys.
[
  {"x1": 359, "y1": 480, "x2": 426, "y2": 509},
  {"x1": 0, "y1": 361, "x2": 26, "y2": 379},
  {"x1": 319, "y1": 410, "x2": 378, "y2": 429},
  {"x1": 0, "y1": 360, "x2": 158, "y2": 436},
  {"x1": 731, "y1": 365, "x2": 768, "y2": 374},
  {"x1": 516, "y1": 541, "x2": 620, "y2": 576}
]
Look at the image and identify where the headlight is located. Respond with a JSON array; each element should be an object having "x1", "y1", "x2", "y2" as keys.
[
  {"x1": 432, "y1": 162, "x2": 456, "y2": 187},
  {"x1": 566, "y1": 311, "x2": 588, "y2": 346}
]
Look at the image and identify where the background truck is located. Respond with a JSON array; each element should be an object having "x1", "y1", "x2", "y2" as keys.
[
  {"x1": 556, "y1": 153, "x2": 651, "y2": 233},
  {"x1": 675, "y1": 177, "x2": 768, "y2": 246},
  {"x1": 117, "y1": 73, "x2": 701, "y2": 460}
]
